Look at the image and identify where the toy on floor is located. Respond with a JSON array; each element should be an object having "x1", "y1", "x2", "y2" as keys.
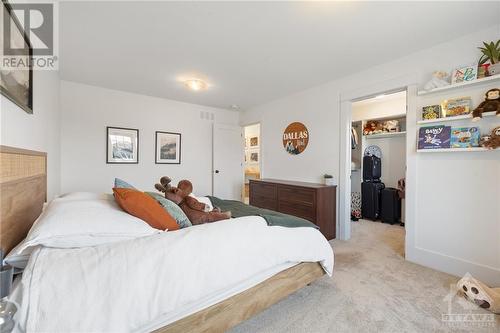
[
  {"x1": 155, "y1": 176, "x2": 231, "y2": 225},
  {"x1": 472, "y1": 88, "x2": 500, "y2": 121},
  {"x1": 457, "y1": 274, "x2": 500, "y2": 314}
]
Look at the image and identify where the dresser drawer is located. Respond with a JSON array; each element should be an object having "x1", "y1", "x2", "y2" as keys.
[
  {"x1": 250, "y1": 196, "x2": 277, "y2": 211},
  {"x1": 278, "y1": 186, "x2": 315, "y2": 205},
  {"x1": 249, "y1": 182, "x2": 277, "y2": 199},
  {"x1": 278, "y1": 201, "x2": 315, "y2": 222}
]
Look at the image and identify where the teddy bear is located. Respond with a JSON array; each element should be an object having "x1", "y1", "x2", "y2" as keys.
[
  {"x1": 472, "y1": 88, "x2": 500, "y2": 121},
  {"x1": 363, "y1": 121, "x2": 384, "y2": 136},
  {"x1": 457, "y1": 274, "x2": 500, "y2": 314},
  {"x1": 155, "y1": 176, "x2": 231, "y2": 225},
  {"x1": 423, "y1": 71, "x2": 450, "y2": 91},
  {"x1": 480, "y1": 126, "x2": 500, "y2": 149}
]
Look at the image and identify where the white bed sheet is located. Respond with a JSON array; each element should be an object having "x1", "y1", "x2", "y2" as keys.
[
  {"x1": 9, "y1": 262, "x2": 297, "y2": 333},
  {"x1": 10, "y1": 216, "x2": 333, "y2": 332}
]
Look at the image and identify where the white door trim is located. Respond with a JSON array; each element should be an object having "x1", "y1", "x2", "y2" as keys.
[{"x1": 338, "y1": 73, "x2": 418, "y2": 248}]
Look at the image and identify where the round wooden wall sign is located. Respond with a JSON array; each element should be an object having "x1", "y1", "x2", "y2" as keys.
[{"x1": 283, "y1": 122, "x2": 309, "y2": 155}]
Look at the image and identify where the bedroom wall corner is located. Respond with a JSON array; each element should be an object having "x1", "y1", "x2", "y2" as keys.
[
  {"x1": 59, "y1": 80, "x2": 240, "y2": 196},
  {"x1": 0, "y1": 70, "x2": 61, "y2": 200}
]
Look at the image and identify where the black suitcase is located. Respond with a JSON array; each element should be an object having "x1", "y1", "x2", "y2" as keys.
[
  {"x1": 363, "y1": 155, "x2": 381, "y2": 182},
  {"x1": 361, "y1": 181, "x2": 385, "y2": 220},
  {"x1": 380, "y1": 188, "x2": 401, "y2": 224}
]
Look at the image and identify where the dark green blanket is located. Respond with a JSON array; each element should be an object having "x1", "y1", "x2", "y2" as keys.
[{"x1": 207, "y1": 196, "x2": 318, "y2": 229}]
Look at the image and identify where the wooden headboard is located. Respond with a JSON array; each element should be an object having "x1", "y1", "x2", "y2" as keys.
[{"x1": 0, "y1": 146, "x2": 47, "y2": 254}]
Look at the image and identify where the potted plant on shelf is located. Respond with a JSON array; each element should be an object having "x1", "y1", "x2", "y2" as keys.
[
  {"x1": 478, "y1": 40, "x2": 500, "y2": 76},
  {"x1": 323, "y1": 174, "x2": 335, "y2": 186}
]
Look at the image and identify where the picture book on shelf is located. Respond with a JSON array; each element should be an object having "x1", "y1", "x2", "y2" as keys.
[
  {"x1": 422, "y1": 105, "x2": 441, "y2": 120},
  {"x1": 450, "y1": 127, "x2": 480, "y2": 148},
  {"x1": 418, "y1": 125, "x2": 451, "y2": 149},
  {"x1": 443, "y1": 97, "x2": 472, "y2": 117}
]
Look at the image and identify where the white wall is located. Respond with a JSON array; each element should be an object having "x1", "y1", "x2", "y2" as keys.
[
  {"x1": 241, "y1": 24, "x2": 500, "y2": 285},
  {"x1": 352, "y1": 91, "x2": 406, "y2": 122},
  {"x1": 60, "y1": 81, "x2": 239, "y2": 196},
  {"x1": 1, "y1": 70, "x2": 61, "y2": 200}
]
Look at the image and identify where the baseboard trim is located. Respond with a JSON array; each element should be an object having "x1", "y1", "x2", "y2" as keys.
[{"x1": 407, "y1": 247, "x2": 500, "y2": 286}]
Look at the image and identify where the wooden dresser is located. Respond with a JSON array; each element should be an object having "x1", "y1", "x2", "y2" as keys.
[{"x1": 249, "y1": 179, "x2": 336, "y2": 240}]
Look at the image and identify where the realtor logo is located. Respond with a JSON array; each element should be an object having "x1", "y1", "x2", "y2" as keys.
[
  {"x1": 1, "y1": 2, "x2": 58, "y2": 70},
  {"x1": 3, "y1": 3, "x2": 53, "y2": 56}
]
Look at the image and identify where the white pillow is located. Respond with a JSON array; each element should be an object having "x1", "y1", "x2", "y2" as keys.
[
  {"x1": 4, "y1": 194, "x2": 161, "y2": 268},
  {"x1": 58, "y1": 192, "x2": 113, "y2": 201},
  {"x1": 194, "y1": 196, "x2": 214, "y2": 211}
]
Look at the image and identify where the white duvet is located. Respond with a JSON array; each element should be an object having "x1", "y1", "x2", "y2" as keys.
[{"x1": 13, "y1": 216, "x2": 333, "y2": 332}]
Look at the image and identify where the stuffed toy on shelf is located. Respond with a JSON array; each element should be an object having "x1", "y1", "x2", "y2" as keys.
[
  {"x1": 472, "y1": 88, "x2": 500, "y2": 121},
  {"x1": 155, "y1": 176, "x2": 231, "y2": 225},
  {"x1": 457, "y1": 274, "x2": 500, "y2": 314},
  {"x1": 480, "y1": 126, "x2": 500, "y2": 149}
]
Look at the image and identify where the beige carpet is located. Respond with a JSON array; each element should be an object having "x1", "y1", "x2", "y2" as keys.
[{"x1": 230, "y1": 220, "x2": 500, "y2": 333}]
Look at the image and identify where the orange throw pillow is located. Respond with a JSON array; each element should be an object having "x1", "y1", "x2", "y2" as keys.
[{"x1": 113, "y1": 188, "x2": 179, "y2": 231}]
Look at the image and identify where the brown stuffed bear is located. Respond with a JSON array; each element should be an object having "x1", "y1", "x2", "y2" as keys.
[
  {"x1": 481, "y1": 126, "x2": 500, "y2": 150},
  {"x1": 472, "y1": 88, "x2": 500, "y2": 121},
  {"x1": 155, "y1": 176, "x2": 231, "y2": 225}
]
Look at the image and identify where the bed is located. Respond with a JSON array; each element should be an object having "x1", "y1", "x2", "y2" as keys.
[{"x1": 0, "y1": 145, "x2": 334, "y2": 332}]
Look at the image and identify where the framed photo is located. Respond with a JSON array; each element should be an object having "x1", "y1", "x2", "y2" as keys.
[
  {"x1": 0, "y1": 2, "x2": 33, "y2": 114},
  {"x1": 250, "y1": 151, "x2": 259, "y2": 163},
  {"x1": 250, "y1": 136, "x2": 259, "y2": 147},
  {"x1": 155, "y1": 131, "x2": 181, "y2": 164},
  {"x1": 451, "y1": 65, "x2": 477, "y2": 84},
  {"x1": 106, "y1": 127, "x2": 139, "y2": 164}
]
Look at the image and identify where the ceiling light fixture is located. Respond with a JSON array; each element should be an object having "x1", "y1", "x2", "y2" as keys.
[
  {"x1": 184, "y1": 79, "x2": 208, "y2": 91},
  {"x1": 375, "y1": 94, "x2": 386, "y2": 99},
  {"x1": 230, "y1": 104, "x2": 240, "y2": 110}
]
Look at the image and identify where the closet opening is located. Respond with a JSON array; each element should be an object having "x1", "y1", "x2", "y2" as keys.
[
  {"x1": 243, "y1": 123, "x2": 261, "y2": 204},
  {"x1": 350, "y1": 90, "x2": 407, "y2": 256}
]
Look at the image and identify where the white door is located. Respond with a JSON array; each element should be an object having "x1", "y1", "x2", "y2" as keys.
[{"x1": 213, "y1": 124, "x2": 244, "y2": 200}]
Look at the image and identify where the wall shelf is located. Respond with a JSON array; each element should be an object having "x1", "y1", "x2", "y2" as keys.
[
  {"x1": 416, "y1": 147, "x2": 496, "y2": 153},
  {"x1": 417, "y1": 111, "x2": 498, "y2": 125},
  {"x1": 364, "y1": 131, "x2": 406, "y2": 139},
  {"x1": 417, "y1": 75, "x2": 500, "y2": 96}
]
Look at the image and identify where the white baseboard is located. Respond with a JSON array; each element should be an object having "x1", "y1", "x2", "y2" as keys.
[{"x1": 407, "y1": 247, "x2": 500, "y2": 286}]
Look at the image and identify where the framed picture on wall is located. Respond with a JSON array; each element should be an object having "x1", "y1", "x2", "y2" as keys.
[
  {"x1": 155, "y1": 131, "x2": 181, "y2": 164},
  {"x1": 0, "y1": 2, "x2": 33, "y2": 114},
  {"x1": 250, "y1": 151, "x2": 259, "y2": 163},
  {"x1": 106, "y1": 127, "x2": 139, "y2": 164},
  {"x1": 250, "y1": 136, "x2": 259, "y2": 148}
]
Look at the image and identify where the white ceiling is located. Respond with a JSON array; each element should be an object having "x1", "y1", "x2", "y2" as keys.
[{"x1": 59, "y1": 1, "x2": 499, "y2": 111}]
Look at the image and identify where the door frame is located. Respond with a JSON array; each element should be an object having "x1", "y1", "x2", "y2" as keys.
[
  {"x1": 338, "y1": 73, "x2": 417, "y2": 259},
  {"x1": 212, "y1": 123, "x2": 245, "y2": 201},
  {"x1": 242, "y1": 122, "x2": 262, "y2": 200}
]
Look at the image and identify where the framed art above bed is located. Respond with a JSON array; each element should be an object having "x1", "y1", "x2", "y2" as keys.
[
  {"x1": 155, "y1": 131, "x2": 181, "y2": 164},
  {"x1": 106, "y1": 127, "x2": 139, "y2": 164}
]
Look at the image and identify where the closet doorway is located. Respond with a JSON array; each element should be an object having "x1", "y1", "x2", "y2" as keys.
[
  {"x1": 350, "y1": 90, "x2": 407, "y2": 256},
  {"x1": 243, "y1": 123, "x2": 261, "y2": 204}
]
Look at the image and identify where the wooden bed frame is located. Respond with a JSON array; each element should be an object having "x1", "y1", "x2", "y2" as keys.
[{"x1": 0, "y1": 145, "x2": 326, "y2": 332}]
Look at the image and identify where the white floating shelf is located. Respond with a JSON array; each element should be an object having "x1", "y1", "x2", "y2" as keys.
[
  {"x1": 417, "y1": 111, "x2": 498, "y2": 125},
  {"x1": 417, "y1": 75, "x2": 500, "y2": 96},
  {"x1": 417, "y1": 147, "x2": 496, "y2": 153},
  {"x1": 364, "y1": 131, "x2": 406, "y2": 139}
]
